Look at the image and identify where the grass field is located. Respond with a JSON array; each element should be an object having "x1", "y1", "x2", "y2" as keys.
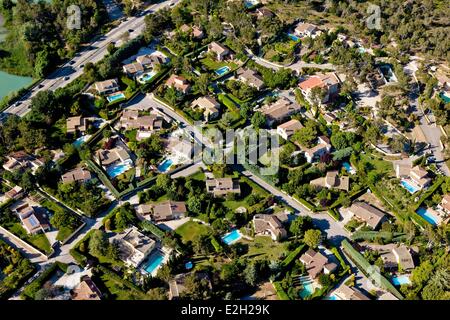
[
  {"x1": 8, "y1": 223, "x2": 52, "y2": 254},
  {"x1": 241, "y1": 236, "x2": 289, "y2": 262},
  {"x1": 175, "y1": 220, "x2": 211, "y2": 243},
  {"x1": 360, "y1": 153, "x2": 394, "y2": 176}
]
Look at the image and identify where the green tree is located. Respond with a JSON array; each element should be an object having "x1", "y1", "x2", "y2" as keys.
[
  {"x1": 251, "y1": 111, "x2": 266, "y2": 129},
  {"x1": 303, "y1": 229, "x2": 322, "y2": 248}
]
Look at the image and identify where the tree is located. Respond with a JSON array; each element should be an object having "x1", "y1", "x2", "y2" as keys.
[
  {"x1": 303, "y1": 229, "x2": 322, "y2": 248},
  {"x1": 251, "y1": 111, "x2": 266, "y2": 129},
  {"x1": 220, "y1": 263, "x2": 239, "y2": 282},
  {"x1": 243, "y1": 262, "x2": 258, "y2": 286},
  {"x1": 290, "y1": 216, "x2": 312, "y2": 239},
  {"x1": 196, "y1": 73, "x2": 210, "y2": 95},
  {"x1": 89, "y1": 230, "x2": 108, "y2": 258},
  {"x1": 186, "y1": 196, "x2": 202, "y2": 215}
]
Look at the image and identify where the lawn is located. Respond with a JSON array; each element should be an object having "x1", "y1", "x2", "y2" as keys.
[
  {"x1": 188, "y1": 170, "x2": 206, "y2": 181},
  {"x1": 175, "y1": 220, "x2": 211, "y2": 243},
  {"x1": 99, "y1": 270, "x2": 149, "y2": 300},
  {"x1": 8, "y1": 223, "x2": 52, "y2": 254},
  {"x1": 222, "y1": 176, "x2": 270, "y2": 212},
  {"x1": 359, "y1": 153, "x2": 394, "y2": 176},
  {"x1": 200, "y1": 57, "x2": 238, "y2": 72},
  {"x1": 241, "y1": 236, "x2": 289, "y2": 261}
]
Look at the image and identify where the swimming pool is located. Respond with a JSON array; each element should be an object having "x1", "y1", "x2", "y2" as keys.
[
  {"x1": 72, "y1": 135, "x2": 91, "y2": 148},
  {"x1": 157, "y1": 159, "x2": 173, "y2": 172},
  {"x1": 400, "y1": 179, "x2": 420, "y2": 194},
  {"x1": 416, "y1": 207, "x2": 440, "y2": 226},
  {"x1": 391, "y1": 275, "x2": 411, "y2": 286},
  {"x1": 244, "y1": 0, "x2": 259, "y2": 8},
  {"x1": 439, "y1": 92, "x2": 450, "y2": 104},
  {"x1": 324, "y1": 294, "x2": 340, "y2": 300},
  {"x1": 342, "y1": 161, "x2": 356, "y2": 174},
  {"x1": 287, "y1": 33, "x2": 300, "y2": 42},
  {"x1": 222, "y1": 229, "x2": 242, "y2": 245},
  {"x1": 106, "y1": 160, "x2": 132, "y2": 178},
  {"x1": 185, "y1": 261, "x2": 193, "y2": 270},
  {"x1": 143, "y1": 251, "x2": 165, "y2": 274},
  {"x1": 215, "y1": 66, "x2": 230, "y2": 76},
  {"x1": 139, "y1": 71, "x2": 157, "y2": 83},
  {"x1": 107, "y1": 92, "x2": 126, "y2": 103},
  {"x1": 299, "y1": 276, "x2": 315, "y2": 299}
]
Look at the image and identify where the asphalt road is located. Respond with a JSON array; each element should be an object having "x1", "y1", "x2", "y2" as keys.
[{"x1": 2, "y1": 0, "x2": 180, "y2": 118}]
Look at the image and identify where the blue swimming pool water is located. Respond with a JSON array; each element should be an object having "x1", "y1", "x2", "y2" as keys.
[
  {"x1": 143, "y1": 251, "x2": 164, "y2": 274},
  {"x1": 416, "y1": 207, "x2": 439, "y2": 226},
  {"x1": 157, "y1": 159, "x2": 173, "y2": 172},
  {"x1": 400, "y1": 180, "x2": 420, "y2": 194},
  {"x1": 215, "y1": 66, "x2": 230, "y2": 76},
  {"x1": 73, "y1": 135, "x2": 89, "y2": 148},
  {"x1": 141, "y1": 71, "x2": 157, "y2": 82},
  {"x1": 107, "y1": 92, "x2": 126, "y2": 103},
  {"x1": 299, "y1": 277, "x2": 315, "y2": 299},
  {"x1": 324, "y1": 294, "x2": 339, "y2": 300},
  {"x1": 342, "y1": 161, "x2": 355, "y2": 174},
  {"x1": 391, "y1": 275, "x2": 411, "y2": 286},
  {"x1": 244, "y1": 0, "x2": 258, "y2": 8},
  {"x1": 222, "y1": 230, "x2": 242, "y2": 245},
  {"x1": 439, "y1": 92, "x2": 450, "y2": 104},
  {"x1": 106, "y1": 161, "x2": 132, "y2": 178},
  {"x1": 287, "y1": 33, "x2": 300, "y2": 42},
  {"x1": 185, "y1": 261, "x2": 193, "y2": 270}
]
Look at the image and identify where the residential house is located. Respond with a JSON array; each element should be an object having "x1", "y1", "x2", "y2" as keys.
[
  {"x1": 2, "y1": 151, "x2": 43, "y2": 174},
  {"x1": 191, "y1": 96, "x2": 221, "y2": 120},
  {"x1": 192, "y1": 26, "x2": 205, "y2": 39},
  {"x1": 96, "y1": 146, "x2": 131, "y2": 169},
  {"x1": 119, "y1": 109, "x2": 163, "y2": 141},
  {"x1": 122, "y1": 62, "x2": 144, "y2": 78},
  {"x1": 114, "y1": 227, "x2": 155, "y2": 267},
  {"x1": 253, "y1": 214, "x2": 287, "y2": 241},
  {"x1": 438, "y1": 194, "x2": 450, "y2": 216},
  {"x1": 255, "y1": 7, "x2": 274, "y2": 18},
  {"x1": 322, "y1": 112, "x2": 337, "y2": 125},
  {"x1": 136, "y1": 204, "x2": 153, "y2": 217},
  {"x1": 136, "y1": 55, "x2": 153, "y2": 69},
  {"x1": 237, "y1": 68, "x2": 265, "y2": 90},
  {"x1": 94, "y1": 79, "x2": 120, "y2": 95},
  {"x1": 260, "y1": 97, "x2": 301, "y2": 126},
  {"x1": 298, "y1": 73, "x2": 340, "y2": 105},
  {"x1": 392, "y1": 245, "x2": 415, "y2": 271},
  {"x1": 206, "y1": 178, "x2": 241, "y2": 197},
  {"x1": 14, "y1": 203, "x2": 50, "y2": 235},
  {"x1": 71, "y1": 276, "x2": 102, "y2": 300},
  {"x1": 409, "y1": 166, "x2": 432, "y2": 190},
  {"x1": 61, "y1": 168, "x2": 92, "y2": 184},
  {"x1": 165, "y1": 137, "x2": 193, "y2": 160},
  {"x1": 299, "y1": 249, "x2": 337, "y2": 279},
  {"x1": 148, "y1": 200, "x2": 187, "y2": 222},
  {"x1": 299, "y1": 136, "x2": 331, "y2": 163},
  {"x1": 276, "y1": 119, "x2": 303, "y2": 140},
  {"x1": 333, "y1": 285, "x2": 370, "y2": 300},
  {"x1": 294, "y1": 22, "x2": 322, "y2": 38},
  {"x1": 169, "y1": 272, "x2": 212, "y2": 300},
  {"x1": 310, "y1": 170, "x2": 350, "y2": 192},
  {"x1": 166, "y1": 74, "x2": 191, "y2": 94},
  {"x1": 347, "y1": 202, "x2": 386, "y2": 230},
  {"x1": 208, "y1": 42, "x2": 231, "y2": 61},
  {"x1": 66, "y1": 116, "x2": 90, "y2": 135},
  {"x1": 5, "y1": 186, "x2": 24, "y2": 201}
]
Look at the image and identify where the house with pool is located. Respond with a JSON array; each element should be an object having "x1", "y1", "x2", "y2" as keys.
[
  {"x1": 299, "y1": 249, "x2": 338, "y2": 281},
  {"x1": 96, "y1": 145, "x2": 133, "y2": 179},
  {"x1": 66, "y1": 116, "x2": 91, "y2": 135},
  {"x1": 346, "y1": 202, "x2": 386, "y2": 230},
  {"x1": 395, "y1": 164, "x2": 431, "y2": 193},
  {"x1": 438, "y1": 194, "x2": 450, "y2": 217},
  {"x1": 94, "y1": 79, "x2": 120, "y2": 95},
  {"x1": 207, "y1": 41, "x2": 232, "y2": 61},
  {"x1": 136, "y1": 200, "x2": 187, "y2": 223},
  {"x1": 122, "y1": 62, "x2": 144, "y2": 78},
  {"x1": 112, "y1": 227, "x2": 156, "y2": 268},
  {"x1": 252, "y1": 214, "x2": 287, "y2": 241},
  {"x1": 294, "y1": 22, "x2": 322, "y2": 39}
]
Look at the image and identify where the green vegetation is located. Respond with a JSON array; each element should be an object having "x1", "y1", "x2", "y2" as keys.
[
  {"x1": 21, "y1": 262, "x2": 67, "y2": 300},
  {"x1": 175, "y1": 220, "x2": 211, "y2": 244}
]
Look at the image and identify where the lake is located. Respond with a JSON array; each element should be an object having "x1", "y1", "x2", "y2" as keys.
[{"x1": 0, "y1": 71, "x2": 33, "y2": 101}]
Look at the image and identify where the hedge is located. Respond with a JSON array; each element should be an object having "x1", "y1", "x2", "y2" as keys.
[
  {"x1": 295, "y1": 197, "x2": 316, "y2": 212},
  {"x1": 21, "y1": 262, "x2": 67, "y2": 300},
  {"x1": 341, "y1": 239, "x2": 403, "y2": 300},
  {"x1": 330, "y1": 247, "x2": 351, "y2": 277},
  {"x1": 281, "y1": 244, "x2": 305, "y2": 269},
  {"x1": 140, "y1": 220, "x2": 165, "y2": 239},
  {"x1": 84, "y1": 159, "x2": 121, "y2": 199},
  {"x1": 210, "y1": 236, "x2": 223, "y2": 253},
  {"x1": 329, "y1": 187, "x2": 367, "y2": 210},
  {"x1": 327, "y1": 208, "x2": 341, "y2": 221},
  {"x1": 273, "y1": 281, "x2": 290, "y2": 300},
  {"x1": 217, "y1": 93, "x2": 239, "y2": 110},
  {"x1": 411, "y1": 177, "x2": 445, "y2": 212},
  {"x1": 351, "y1": 231, "x2": 406, "y2": 242}
]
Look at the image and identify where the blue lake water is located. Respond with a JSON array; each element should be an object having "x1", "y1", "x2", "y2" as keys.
[
  {"x1": 222, "y1": 229, "x2": 242, "y2": 245},
  {"x1": 143, "y1": 251, "x2": 165, "y2": 274},
  {"x1": 215, "y1": 66, "x2": 230, "y2": 76},
  {"x1": 0, "y1": 71, "x2": 33, "y2": 101},
  {"x1": 416, "y1": 207, "x2": 439, "y2": 226}
]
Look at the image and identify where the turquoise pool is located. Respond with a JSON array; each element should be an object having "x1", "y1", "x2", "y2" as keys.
[
  {"x1": 287, "y1": 33, "x2": 300, "y2": 42},
  {"x1": 244, "y1": 0, "x2": 258, "y2": 8},
  {"x1": 215, "y1": 66, "x2": 230, "y2": 76},
  {"x1": 324, "y1": 294, "x2": 339, "y2": 300},
  {"x1": 143, "y1": 251, "x2": 164, "y2": 274},
  {"x1": 107, "y1": 92, "x2": 125, "y2": 103},
  {"x1": 342, "y1": 161, "x2": 356, "y2": 174},
  {"x1": 222, "y1": 230, "x2": 242, "y2": 245},
  {"x1": 299, "y1": 276, "x2": 315, "y2": 299},
  {"x1": 106, "y1": 160, "x2": 132, "y2": 178},
  {"x1": 391, "y1": 275, "x2": 411, "y2": 286},
  {"x1": 400, "y1": 180, "x2": 420, "y2": 194},
  {"x1": 185, "y1": 261, "x2": 193, "y2": 270},
  {"x1": 416, "y1": 207, "x2": 439, "y2": 226},
  {"x1": 157, "y1": 159, "x2": 173, "y2": 172},
  {"x1": 140, "y1": 71, "x2": 157, "y2": 82},
  {"x1": 72, "y1": 135, "x2": 90, "y2": 148},
  {"x1": 439, "y1": 92, "x2": 450, "y2": 104}
]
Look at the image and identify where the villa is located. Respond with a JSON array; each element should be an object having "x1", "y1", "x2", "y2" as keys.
[
  {"x1": 71, "y1": 275, "x2": 102, "y2": 300},
  {"x1": 392, "y1": 245, "x2": 415, "y2": 271},
  {"x1": 96, "y1": 146, "x2": 131, "y2": 170},
  {"x1": 206, "y1": 178, "x2": 241, "y2": 197},
  {"x1": 237, "y1": 68, "x2": 265, "y2": 90},
  {"x1": 208, "y1": 42, "x2": 231, "y2": 61},
  {"x1": 322, "y1": 112, "x2": 337, "y2": 125},
  {"x1": 180, "y1": 24, "x2": 205, "y2": 39},
  {"x1": 94, "y1": 79, "x2": 120, "y2": 95},
  {"x1": 294, "y1": 22, "x2": 322, "y2": 39},
  {"x1": 66, "y1": 116, "x2": 89, "y2": 135},
  {"x1": 165, "y1": 74, "x2": 191, "y2": 94},
  {"x1": 253, "y1": 214, "x2": 287, "y2": 241},
  {"x1": 255, "y1": 7, "x2": 274, "y2": 18},
  {"x1": 113, "y1": 227, "x2": 156, "y2": 267},
  {"x1": 14, "y1": 203, "x2": 50, "y2": 235},
  {"x1": 119, "y1": 109, "x2": 163, "y2": 140},
  {"x1": 169, "y1": 272, "x2": 212, "y2": 300},
  {"x1": 146, "y1": 200, "x2": 187, "y2": 223},
  {"x1": 298, "y1": 73, "x2": 340, "y2": 106},
  {"x1": 299, "y1": 249, "x2": 337, "y2": 280},
  {"x1": 310, "y1": 170, "x2": 350, "y2": 192},
  {"x1": 347, "y1": 202, "x2": 386, "y2": 230},
  {"x1": 5, "y1": 185, "x2": 24, "y2": 201},
  {"x1": 299, "y1": 136, "x2": 331, "y2": 163},
  {"x1": 333, "y1": 284, "x2": 370, "y2": 300},
  {"x1": 395, "y1": 164, "x2": 432, "y2": 191},
  {"x1": 276, "y1": 119, "x2": 303, "y2": 140},
  {"x1": 260, "y1": 97, "x2": 301, "y2": 126},
  {"x1": 191, "y1": 96, "x2": 221, "y2": 120},
  {"x1": 61, "y1": 167, "x2": 92, "y2": 184},
  {"x1": 2, "y1": 151, "x2": 44, "y2": 174},
  {"x1": 438, "y1": 194, "x2": 450, "y2": 216},
  {"x1": 122, "y1": 62, "x2": 145, "y2": 78},
  {"x1": 165, "y1": 137, "x2": 194, "y2": 160}
]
